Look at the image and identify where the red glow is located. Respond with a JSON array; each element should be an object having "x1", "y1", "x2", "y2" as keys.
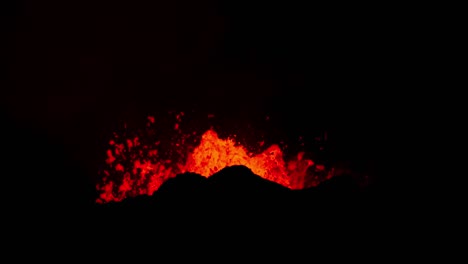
[{"x1": 96, "y1": 114, "x2": 334, "y2": 203}]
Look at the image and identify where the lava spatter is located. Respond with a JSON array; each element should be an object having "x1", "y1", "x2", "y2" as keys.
[{"x1": 96, "y1": 113, "x2": 333, "y2": 203}]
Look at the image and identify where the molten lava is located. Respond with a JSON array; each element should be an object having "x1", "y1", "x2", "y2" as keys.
[{"x1": 96, "y1": 114, "x2": 334, "y2": 203}]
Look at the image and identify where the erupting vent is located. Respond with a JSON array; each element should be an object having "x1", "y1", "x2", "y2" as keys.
[{"x1": 97, "y1": 112, "x2": 334, "y2": 203}]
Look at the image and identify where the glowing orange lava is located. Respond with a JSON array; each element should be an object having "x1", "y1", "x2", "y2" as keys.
[{"x1": 96, "y1": 114, "x2": 334, "y2": 203}]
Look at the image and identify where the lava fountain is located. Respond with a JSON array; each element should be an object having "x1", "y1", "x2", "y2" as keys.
[{"x1": 96, "y1": 112, "x2": 334, "y2": 203}]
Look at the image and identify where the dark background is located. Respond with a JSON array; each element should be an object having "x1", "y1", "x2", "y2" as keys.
[{"x1": 1, "y1": 0, "x2": 394, "y2": 210}]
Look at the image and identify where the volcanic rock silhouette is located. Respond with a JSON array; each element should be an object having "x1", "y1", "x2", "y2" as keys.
[
  {"x1": 94, "y1": 165, "x2": 369, "y2": 224},
  {"x1": 86, "y1": 164, "x2": 378, "y2": 255}
]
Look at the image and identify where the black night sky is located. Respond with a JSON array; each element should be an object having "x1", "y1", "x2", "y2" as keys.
[{"x1": 1, "y1": 0, "x2": 391, "y2": 219}]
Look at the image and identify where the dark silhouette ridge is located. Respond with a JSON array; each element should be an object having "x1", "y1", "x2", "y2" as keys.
[
  {"x1": 207, "y1": 165, "x2": 289, "y2": 192},
  {"x1": 93, "y1": 165, "x2": 373, "y2": 224},
  {"x1": 84, "y1": 165, "x2": 378, "y2": 254},
  {"x1": 94, "y1": 166, "x2": 292, "y2": 219},
  {"x1": 206, "y1": 165, "x2": 290, "y2": 200}
]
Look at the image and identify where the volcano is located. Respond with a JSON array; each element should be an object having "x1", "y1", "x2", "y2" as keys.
[
  {"x1": 96, "y1": 113, "x2": 342, "y2": 204},
  {"x1": 3, "y1": 0, "x2": 384, "y2": 249}
]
